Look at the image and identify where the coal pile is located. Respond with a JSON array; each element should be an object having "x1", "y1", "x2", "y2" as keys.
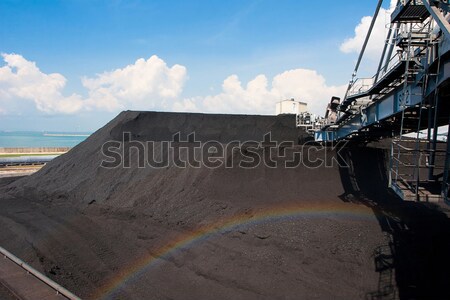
[{"x1": 1, "y1": 111, "x2": 450, "y2": 299}]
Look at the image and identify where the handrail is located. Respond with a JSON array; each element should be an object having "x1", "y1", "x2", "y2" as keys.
[
  {"x1": 0, "y1": 246, "x2": 81, "y2": 300},
  {"x1": 346, "y1": 54, "x2": 405, "y2": 99}
]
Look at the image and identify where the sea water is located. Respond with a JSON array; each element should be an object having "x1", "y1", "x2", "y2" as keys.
[{"x1": 0, "y1": 131, "x2": 90, "y2": 148}]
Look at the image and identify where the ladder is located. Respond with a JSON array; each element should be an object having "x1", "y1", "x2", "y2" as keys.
[{"x1": 388, "y1": 20, "x2": 444, "y2": 202}]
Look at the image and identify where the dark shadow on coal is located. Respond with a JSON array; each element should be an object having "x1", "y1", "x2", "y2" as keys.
[{"x1": 338, "y1": 144, "x2": 450, "y2": 300}]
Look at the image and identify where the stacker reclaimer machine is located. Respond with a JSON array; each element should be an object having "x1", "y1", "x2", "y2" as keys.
[{"x1": 315, "y1": 0, "x2": 450, "y2": 204}]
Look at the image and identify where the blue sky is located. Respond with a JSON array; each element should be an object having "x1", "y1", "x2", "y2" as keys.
[{"x1": 0, "y1": 0, "x2": 394, "y2": 132}]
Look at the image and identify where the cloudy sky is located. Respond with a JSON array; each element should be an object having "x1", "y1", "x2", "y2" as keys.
[{"x1": 0, "y1": 0, "x2": 396, "y2": 132}]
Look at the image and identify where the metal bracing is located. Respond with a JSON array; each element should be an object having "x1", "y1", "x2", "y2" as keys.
[
  {"x1": 442, "y1": 117, "x2": 450, "y2": 204},
  {"x1": 423, "y1": 0, "x2": 450, "y2": 38},
  {"x1": 375, "y1": 24, "x2": 395, "y2": 85},
  {"x1": 427, "y1": 73, "x2": 441, "y2": 180}
]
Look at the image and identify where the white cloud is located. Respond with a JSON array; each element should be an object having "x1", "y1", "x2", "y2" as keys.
[
  {"x1": 172, "y1": 98, "x2": 199, "y2": 112},
  {"x1": 272, "y1": 69, "x2": 346, "y2": 114},
  {"x1": 174, "y1": 69, "x2": 346, "y2": 116},
  {"x1": 0, "y1": 53, "x2": 84, "y2": 114},
  {"x1": 1, "y1": 54, "x2": 344, "y2": 117},
  {"x1": 340, "y1": 0, "x2": 397, "y2": 60},
  {"x1": 82, "y1": 55, "x2": 187, "y2": 111},
  {"x1": 0, "y1": 54, "x2": 187, "y2": 114},
  {"x1": 202, "y1": 74, "x2": 274, "y2": 113}
]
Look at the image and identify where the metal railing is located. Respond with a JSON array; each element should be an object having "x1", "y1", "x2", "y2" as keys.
[
  {"x1": 0, "y1": 246, "x2": 81, "y2": 300},
  {"x1": 347, "y1": 78, "x2": 374, "y2": 97},
  {"x1": 390, "y1": 138, "x2": 447, "y2": 195},
  {"x1": 347, "y1": 53, "x2": 406, "y2": 99}
]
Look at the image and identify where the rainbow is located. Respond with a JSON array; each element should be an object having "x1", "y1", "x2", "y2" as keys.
[{"x1": 94, "y1": 202, "x2": 377, "y2": 299}]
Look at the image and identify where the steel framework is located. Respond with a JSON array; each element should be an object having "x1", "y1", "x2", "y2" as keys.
[{"x1": 314, "y1": 0, "x2": 450, "y2": 203}]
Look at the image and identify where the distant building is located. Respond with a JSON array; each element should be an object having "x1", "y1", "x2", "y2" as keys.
[{"x1": 275, "y1": 99, "x2": 307, "y2": 115}]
